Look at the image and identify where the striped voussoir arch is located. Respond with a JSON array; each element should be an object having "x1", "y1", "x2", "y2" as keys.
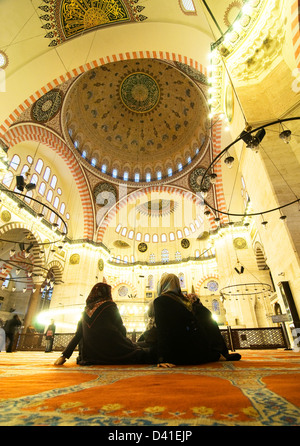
[
  {"x1": 0, "y1": 221, "x2": 45, "y2": 290},
  {"x1": 195, "y1": 274, "x2": 219, "y2": 295},
  {"x1": 47, "y1": 260, "x2": 64, "y2": 284},
  {"x1": 211, "y1": 117, "x2": 229, "y2": 226},
  {"x1": 0, "y1": 51, "x2": 207, "y2": 136},
  {"x1": 291, "y1": 0, "x2": 300, "y2": 68},
  {"x1": 2, "y1": 124, "x2": 95, "y2": 240},
  {"x1": 96, "y1": 185, "x2": 204, "y2": 243},
  {"x1": 112, "y1": 280, "x2": 138, "y2": 297}
]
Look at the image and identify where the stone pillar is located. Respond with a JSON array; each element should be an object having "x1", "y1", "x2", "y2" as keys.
[{"x1": 22, "y1": 276, "x2": 44, "y2": 332}]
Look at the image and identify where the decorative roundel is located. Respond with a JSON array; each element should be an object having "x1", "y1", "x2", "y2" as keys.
[
  {"x1": 98, "y1": 259, "x2": 104, "y2": 271},
  {"x1": 31, "y1": 89, "x2": 63, "y2": 123},
  {"x1": 118, "y1": 285, "x2": 128, "y2": 297},
  {"x1": 1, "y1": 210, "x2": 11, "y2": 222},
  {"x1": 207, "y1": 280, "x2": 219, "y2": 292},
  {"x1": 189, "y1": 167, "x2": 211, "y2": 193},
  {"x1": 233, "y1": 237, "x2": 247, "y2": 249},
  {"x1": 94, "y1": 182, "x2": 117, "y2": 206},
  {"x1": 120, "y1": 72, "x2": 160, "y2": 114},
  {"x1": 181, "y1": 238, "x2": 190, "y2": 249},
  {"x1": 69, "y1": 253, "x2": 80, "y2": 264},
  {"x1": 138, "y1": 242, "x2": 148, "y2": 252}
]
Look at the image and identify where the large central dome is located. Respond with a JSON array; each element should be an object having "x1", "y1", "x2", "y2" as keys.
[{"x1": 63, "y1": 59, "x2": 210, "y2": 182}]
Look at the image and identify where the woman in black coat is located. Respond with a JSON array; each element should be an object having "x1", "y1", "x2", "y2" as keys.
[
  {"x1": 55, "y1": 282, "x2": 155, "y2": 365},
  {"x1": 153, "y1": 274, "x2": 221, "y2": 365}
]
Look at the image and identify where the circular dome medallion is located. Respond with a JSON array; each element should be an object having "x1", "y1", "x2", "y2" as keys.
[
  {"x1": 181, "y1": 238, "x2": 190, "y2": 249},
  {"x1": 120, "y1": 72, "x2": 160, "y2": 113},
  {"x1": 31, "y1": 89, "x2": 63, "y2": 123},
  {"x1": 138, "y1": 242, "x2": 148, "y2": 252}
]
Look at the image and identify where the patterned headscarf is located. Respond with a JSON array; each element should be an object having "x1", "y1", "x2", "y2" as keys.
[
  {"x1": 157, "y1": 273, "x2": 182, "y2": 297},
  {"x1": 85, "y1": 282, "x2": 112, "y2": 317},
  {"x1": 157, "y1": 273, "x2": 192, "y2": 310}
]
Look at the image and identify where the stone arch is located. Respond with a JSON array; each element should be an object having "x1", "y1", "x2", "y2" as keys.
[
  {"x1": 195, "y1": 274, "x2": 219, "y2": 295},
  {"x1": 254, "y1": 242, "x2": 269, "y2": 270},
  {"x1": 0, "y1": 221, "x2": 46, "y2": 290},
  {"x1": 47, "y1": 260, "x2": 64, "y2": 284},
  {"x1": 96, "y1": 184, "x2": 205, "y2": 243},
  {"x1": 112, "y1": 280, "x2": 138, "y2": 298},
  {"x1": 2, "y1": 124, "x2": 95, "y2": 239}
]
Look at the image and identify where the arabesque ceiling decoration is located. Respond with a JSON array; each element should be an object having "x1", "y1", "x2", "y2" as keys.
[
  {"x1": 63, "y1": 58, "x2": 210, "y2": 181},
  {"x1": 39, "y1": 0, "x2": 148, "y2": 47}
]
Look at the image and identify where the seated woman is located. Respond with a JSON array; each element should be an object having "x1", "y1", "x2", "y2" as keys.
[
  {"x1": 153, "y1": 274, "x2": 221, "y2": 366},
  {"x1": 55, "y1": 282, "x2": 156, "y2": 365},
  {"x1": 187, "y1": 293, "x2": 241, "y2": 361}
]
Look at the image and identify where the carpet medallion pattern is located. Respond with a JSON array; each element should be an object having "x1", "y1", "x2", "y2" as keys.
[{"x1": 0, "y1": 350, "x2": 300, "y2": 426}]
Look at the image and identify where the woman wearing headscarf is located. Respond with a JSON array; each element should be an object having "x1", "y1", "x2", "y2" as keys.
[
  {"x1": 187, "y1": 293, "x2": 241, "y2": 361},
  {"x1": 54, "y1": 282, "x2": 155, "y2": 365},
  {"x1": 153, "y1": 274, "x2": 221, "y2": 365}
]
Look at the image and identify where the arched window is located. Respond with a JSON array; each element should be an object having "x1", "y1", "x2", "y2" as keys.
[
  {"x1": 161, "y1": 233, "x2": 167, "y2": 242},
  {"x1": 184, "y1": 227, "x2": 190, "y2": 236},
  {"x1": 195, "y1": 249, "x2": 200, "y2": 258},
  {"x1": 112, "y1": 169, "x2": 118, "y2": 178},
  {"x1": 175, "y1": 251, "x2": 182, "y2": 261},
  {"x1": 35, "y1": 159, "x2": 43, "y2": 174},
  {"x1": 60, "y1": 202, "x2": 65, "y2": 215},
  {"x1": 134, "y1": 172, "x2": 140, "y2": 182},
  {"x1": 136, "y1": 232, "x2": 142, "y2": 241},
  {"x1": 144, "y1": 233, "x2": 150, "y2": 242},
  {"x1": 43, "y1": 166, "x2": 51, "y2": 182},
  {"x1": 157, "y1": 171, "x2": 162, "y2": 180},
  {"x1": 177, "y1": 230, "x2": 183, "y2": 239},
  {"x1": 50, "y1": 175, "x2": 57, "y2": 188},
  {"x1": 128, "y1": 230, "x2": 134, "y2": 239},
  {"x1": 91, "y1": 158, "x2": 97, "y2": 167},
  {"x1": 46, "y1": 189, "x2": 53, "y2": 203},
  {"x1": 53, "y1": 196, "x2": 59, "y2": 209},
  {"x1": 115, "y1": 223, "x2": 122, "y2": 233},
  {"x1": 146, "y1": 172, "x2": 151, "y2": 182},
  {"x1": 149, "y1": 253, "x2": 155, "y2": 263},
  {"x1": 10, "y1": 154, "x2": 20, "y2": 171},
  {"x1": 123, "y1": 171, "x2": 129, "y2": 181},
  {"x1": 3, "y1": 171, "x2": 14, "y2": 188},
  {"x1": 169, "y1": 232, "x2": 175, "y2": 241},
  {"x1": 31, "y1": 173, "x2": 38, "y2": 186},
  {"x1": 123, "y1": 256, "x2": 128, "y2": 263},
  {"x1": 24, "y1": 190, "x2": 33, "y2": 204},
  {"x1": 212, "y1": 299, "x2": 221, "y2": 315},
  {"x1": 153, "y1": 234, "x2": 158, "y2": 243},
  {"x1": 180, "y1": 0, "x2": 196, "y2": 13},
  {"x1": 178, "y1": 273, "x2": 185, "y2": 288},
  {"x1": 148, "y1": 275, "x2": 154, "y2": 289},
  {"x1": 38, "y1": 182, "x2": 46, "y2": 196},
  {"x1": 161, "y1": 249, "x2": 169, "y2": 263},
  {"x1": 121, "y1": 227, "x2": 127, "y2": 236}
]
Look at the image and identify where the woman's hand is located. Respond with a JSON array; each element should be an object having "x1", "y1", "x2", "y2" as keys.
[{"x1": 54, "y1": 355, "x2": 66, "y2": 365}]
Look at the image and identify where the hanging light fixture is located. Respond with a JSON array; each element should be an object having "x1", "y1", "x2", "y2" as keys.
[
  {"x1": 279, "y1": 129, "x2": 291, "y2": 143},
  {"x1": 210, "y1": 172, "x2": 217, "y2": 184},
  {"x1": 224, "y1": 154, "x2": 235, "y2": 168}
]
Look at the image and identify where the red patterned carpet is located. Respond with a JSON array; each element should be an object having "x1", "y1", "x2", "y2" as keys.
[{"x1": 0, "y1": 349, "x2": 300, "y2": 427}]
